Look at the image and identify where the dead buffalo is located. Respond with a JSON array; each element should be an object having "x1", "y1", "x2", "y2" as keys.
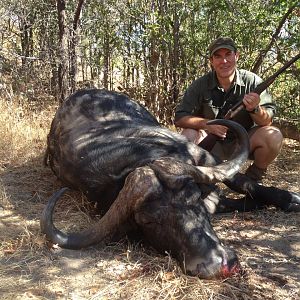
[{"x1": 41, "y1": 89, "x2": 300, "y2": 279}]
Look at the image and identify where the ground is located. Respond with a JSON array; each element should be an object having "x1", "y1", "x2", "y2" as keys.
[{"x1": 0, "y1": 101, "x2": 299, "y2": 299}]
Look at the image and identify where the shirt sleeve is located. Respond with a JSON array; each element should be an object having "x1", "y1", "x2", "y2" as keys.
[
  {"x1": 254, "y1": 74, "x2": 276, "y2": 119},
  {"x1": 174, "y1": 79, "x2": 203, "y2": 122}
]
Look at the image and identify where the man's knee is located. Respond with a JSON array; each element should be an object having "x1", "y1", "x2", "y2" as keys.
[
  {"x1": 250, "y1": 125, "x2": 283, "y2": 153},
  {"x1": 264, "y1": 126, "x2": 283, "y2": 151},
  {"x1": 181, "y1": 128, "x2": 207, "y2": 144}
]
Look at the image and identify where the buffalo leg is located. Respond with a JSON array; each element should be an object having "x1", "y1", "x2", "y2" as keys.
[{"x1": 221, "y1": 173, "x2": 300, "y2": 212}]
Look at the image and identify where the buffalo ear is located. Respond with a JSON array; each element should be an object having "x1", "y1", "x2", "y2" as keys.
[{"x1": 149, "y1": 158, "x2": 193, "y2": 190}]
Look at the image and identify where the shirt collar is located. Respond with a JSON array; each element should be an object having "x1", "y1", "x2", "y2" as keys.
[
  {"x1": 208, "y1": 68, "x2": 246, "y2": 90},
  {"x1": 235, "y1": 69, "x2": 246, "y2": 87}
]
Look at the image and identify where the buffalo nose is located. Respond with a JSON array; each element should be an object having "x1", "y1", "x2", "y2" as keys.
[{"x1": 221, "y1": 250, "x2": 240, "y2": 277}]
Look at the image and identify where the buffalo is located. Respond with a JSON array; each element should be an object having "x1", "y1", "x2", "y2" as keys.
[{"x1": 41, "y1": 89, "x2": 300, "y2": 279}]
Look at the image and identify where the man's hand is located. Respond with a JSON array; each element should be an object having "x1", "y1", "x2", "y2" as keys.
[
  {"x1": 175, "y1": 115, "x2": 228, "y2": 139},
  {"x1": 243, "y1": 92, "x2": 260, "y2": 111},
  {"x1": 242, "y1": 92, "x2": 272, "y2": 126},
  {"x1": 205, "y1": 124, "x2": 228, "y2": 139}
]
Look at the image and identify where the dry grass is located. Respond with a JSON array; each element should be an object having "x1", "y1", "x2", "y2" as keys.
[{"x1": 0, "y1": 98, "x2": 299, "y2": 300}]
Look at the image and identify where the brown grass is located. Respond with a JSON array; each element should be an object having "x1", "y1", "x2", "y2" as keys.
[{"x1": 0, "y1": 98, "x2": 299, "y2": 300}]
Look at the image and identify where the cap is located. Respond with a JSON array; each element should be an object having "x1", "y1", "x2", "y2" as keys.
[{"x1": 209, "y1": 37, "x2": 237, "y2": 57}]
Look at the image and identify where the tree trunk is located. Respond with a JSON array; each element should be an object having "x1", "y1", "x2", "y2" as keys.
[
  {"x1": 171, "y1": 4, "x2": 180, "y2": 105},
  {"x1": 103, "y1": 30, "x2": 110, "y2": 89},
  {"x1": 19, "y1": 15, "x2": 34, "y2": 67},
  {"x1": 70, "y1": 0, "x2": 85, "y2": 93},
  {"x1": 56, "y1": 0, "x2": 69, "y2": 103}
]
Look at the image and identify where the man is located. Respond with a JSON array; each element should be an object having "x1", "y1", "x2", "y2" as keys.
[{"x1": 174, "y1": 37, "x2": 283, "y2": 182}]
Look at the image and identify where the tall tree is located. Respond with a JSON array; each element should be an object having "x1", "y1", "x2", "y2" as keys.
[
  {"x1": 70, "y1": 0, "x2": 85, "y2": 92},
  {"x1": 56, "y1": 0, "x2": 68, "y2": 103}
]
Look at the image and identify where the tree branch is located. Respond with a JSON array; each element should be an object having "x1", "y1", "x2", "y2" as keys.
[{"x1": 251, "y1": 4, "x2": 297, "y2": 73}]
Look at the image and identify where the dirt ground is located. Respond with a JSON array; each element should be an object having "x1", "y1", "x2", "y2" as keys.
[{"x1": 0, "y1": 118, "x2": 299, "y2": 300}]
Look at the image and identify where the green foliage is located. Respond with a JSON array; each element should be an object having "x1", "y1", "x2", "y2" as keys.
[{"x1": 0, "y1": 0, "x2": 299, "y2": 122}]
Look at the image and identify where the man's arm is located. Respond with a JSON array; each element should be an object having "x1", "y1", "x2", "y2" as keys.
[
  {"x1": 175, "y1": 115, "x2": 228, "y2": 139},
  {"x1": 243, "y1": 92, "x2": 273, "y2": 126},
  {"x1": 174, "y1": 115, "x2": 208, "y2": 130},
  {"x1": 243, "y1": 53, "x2": 300, "y2": 127}
]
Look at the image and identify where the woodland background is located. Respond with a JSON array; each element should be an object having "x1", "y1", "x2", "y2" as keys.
[
  {"x1": 0, "y1": 1, "x2": 300, "y2": 299},
  {"x1": 0, "y1": 0, "x2": 299, "y2": 128}
]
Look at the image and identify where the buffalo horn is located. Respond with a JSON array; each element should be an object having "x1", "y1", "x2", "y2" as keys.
[
  {"x1": 40, "y1": 167, "x2": 159, "y2": 249},
  {"x1": 150, "y1": 119, "x2": 249, "y2": 185}
]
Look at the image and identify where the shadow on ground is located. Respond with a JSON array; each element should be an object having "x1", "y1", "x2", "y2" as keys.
[{"x1": 0, "y1": 144, "x2": 299, "y2": 299}]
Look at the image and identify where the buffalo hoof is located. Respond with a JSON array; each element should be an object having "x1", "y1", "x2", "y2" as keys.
[{"x1": 284, "y1": 192, "x2": 300, "y2": 212}]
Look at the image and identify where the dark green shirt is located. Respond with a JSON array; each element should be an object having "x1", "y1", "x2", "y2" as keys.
[{"x1": 175, "y1": 69, "x2": 276, "y2": 132}]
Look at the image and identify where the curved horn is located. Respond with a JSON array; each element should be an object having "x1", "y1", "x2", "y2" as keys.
[
  {"x1": 196, "y1": 119, "x2": 249, "y2": 183},
  {"x1": 40, "y1": 167, "x2": 159, "y2": 249},
  {"x1": 150, "y1": 119, "x2": 249, "y2": 185}
]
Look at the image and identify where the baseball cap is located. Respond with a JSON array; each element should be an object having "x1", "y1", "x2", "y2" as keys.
[{"x1": 209, "y1": 37, "x2": 237, "y2": 57}]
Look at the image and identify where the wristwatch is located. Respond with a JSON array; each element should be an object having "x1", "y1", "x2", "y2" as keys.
[{"x1": 249, "y1": 106, "x2": 260, "y2": 114}]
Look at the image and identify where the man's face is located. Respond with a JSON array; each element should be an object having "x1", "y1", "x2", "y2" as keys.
[{"x1": 209, "y1": 48, "x2": 239, "y2": 79}]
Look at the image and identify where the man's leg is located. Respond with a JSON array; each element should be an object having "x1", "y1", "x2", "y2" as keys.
[
  {"x1": 181, "y1": 128, "x2": 207, "y2": 144},
  {"x1": 180, "y1": 128, "x2": 228, "y2": 160},
  {"x1": 246, "y1": 126, "x2": 283, "y2": 181}
]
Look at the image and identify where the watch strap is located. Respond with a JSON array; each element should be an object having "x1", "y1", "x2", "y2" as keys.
[{"x1": 249, "y1": 106, "x2": 260, "y2": 114}]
